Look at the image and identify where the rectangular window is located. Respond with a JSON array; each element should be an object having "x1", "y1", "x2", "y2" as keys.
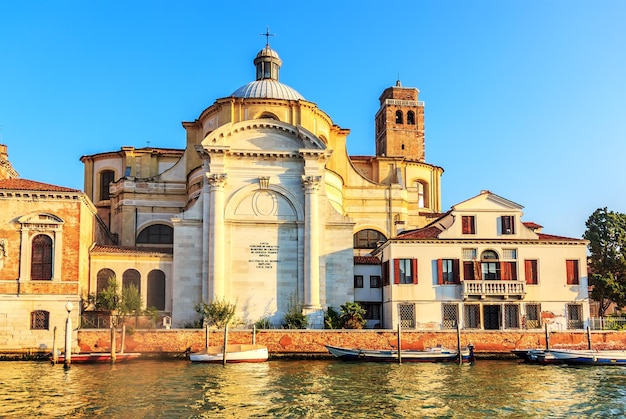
[
  {"x1": 525, "y1": 303, "x2": 541, "y2": 329},
  {"x1": 438, "y1": 259, "x2": 460, "y2": 284},
  {"x1": 394, "y1": 259, "x2": 418, "y2": 284},
  {"x1": 30, "y1": 310, "x2": 49, "y2": 330},
  {"x1": 382, "y1": 261, "x2": 390, "y2": 286},
  {"x1": 566, "y1": 260, "x2": 580, "y2": 285},
  {"x1": 567, "y1": 304, "x2": 583, "y2": 329},
  {"x1": 399, "y1": 303, "x2": 416, "y2": 329},
  {"x1": 482, "y1": 262, "x2": 500, "y2": 280},
  {"x1": 463, "y1": 248, "x2": 477, "y2": 260},
  {"x1": 501, "y1": 261, "x2": 517, "y2": 280},
  {"x1": 462, "y1": 216, "x2": 475, "y2": 234},
  {"x1": 442, "y1": 303, "x2": 459, "y2": 329},
  {"x1": 502, "y1": 249, "x2": 517, "y2": 260},
  {"x1": 370, "y1": 275, "x2": 381, "y2": 288},
  {"x1": 504, "y1": 304, "x2": 520, "y2": 329},
  {"x1": 525, "y1": 260, "x2": 538, "y2": 285},
  {"x1": 464, "y1": 304, "x2": 481, "y2": 329},
  {"x1": 354, "y1": 275, "x2": 364, "y2": 288},
  {"x1": 501, "y1": 215, "x2": 515, "y2": 235},
  {"x1": 360, "y1": 303, "x2": 381, "y2": 321}
]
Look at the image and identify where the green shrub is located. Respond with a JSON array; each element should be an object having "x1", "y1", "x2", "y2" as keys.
[
  {"x1": 282, "y1": 295, "x2": 308, "y2": 329},
  {"x1": 339, "y1": 302, "x2": 367, "y2": 329},
  {"x1": 324, "y1": 307, "x2": 341, "y2": 329}
]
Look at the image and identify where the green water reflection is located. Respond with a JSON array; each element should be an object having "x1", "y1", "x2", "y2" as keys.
[{"x1": 1, "y1": 359, "x2": 625, "y2": 418}]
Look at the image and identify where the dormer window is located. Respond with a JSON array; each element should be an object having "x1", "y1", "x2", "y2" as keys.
[{"x1": 501, "y1": 215, "x2": 515, "y2": 235}]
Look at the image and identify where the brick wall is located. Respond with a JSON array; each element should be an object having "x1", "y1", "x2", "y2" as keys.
[{"x1": 74, "y1": 329, "x2": 626, "y2": 356}]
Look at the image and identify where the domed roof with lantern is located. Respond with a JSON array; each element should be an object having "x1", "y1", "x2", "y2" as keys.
[{"x1": 231, "y1": 34, "x2": 305, "y2": 101}]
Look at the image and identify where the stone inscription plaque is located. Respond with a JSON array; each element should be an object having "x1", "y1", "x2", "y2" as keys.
[{"x1": 249, "y1": 242, "x2": 279, "y2": 269}]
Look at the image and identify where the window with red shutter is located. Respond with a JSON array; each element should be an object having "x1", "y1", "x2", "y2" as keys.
[
  {"x1": 525, "y1": 260, "x2": 538, "y2": 284},
  {"x1": 462, "y1": 216, "x2": 475, "y2": 234},
  {"x1": 566, "y1": 260, "x2": 579, "y2": 285}
]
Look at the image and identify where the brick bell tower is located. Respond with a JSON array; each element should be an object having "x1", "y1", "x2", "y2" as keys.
[{"x1": 374, "y1": 81, "x2": 425, "y2": 161}]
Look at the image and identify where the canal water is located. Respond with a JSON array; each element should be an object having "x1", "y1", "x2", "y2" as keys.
[{"x1": 1, "y1": 359, "x2": 625, "y2": 418}]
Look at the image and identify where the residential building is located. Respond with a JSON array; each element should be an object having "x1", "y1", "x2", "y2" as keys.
[{"x1": 373, "y1": 190, "x2": 590, "y2": 330}]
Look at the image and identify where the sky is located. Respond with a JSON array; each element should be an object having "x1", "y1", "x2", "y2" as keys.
[{"x1": 1, "y1": 1, "x2": 625, "y2": 239}]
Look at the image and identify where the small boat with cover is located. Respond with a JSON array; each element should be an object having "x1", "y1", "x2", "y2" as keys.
[
  {"x1": 325, "y1": 344, "x2": 474, "y2": 363},
  {"x1": 189, "y1": 344, "x2": 268, "y2": 363}
]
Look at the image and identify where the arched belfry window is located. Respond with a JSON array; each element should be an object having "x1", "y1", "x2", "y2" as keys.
[
  {"x1": 354, "y1": 229, "x2": 387, "y2": 249},
  {"x1": 31, "y1": 234, "x2": 53, "y2": 280},
  {"x1": 407, "y1": 111, "x2": 415, "y2": 125},
  {"x1": 395, "y1": 110, "x2": 403, "y2": 124}
]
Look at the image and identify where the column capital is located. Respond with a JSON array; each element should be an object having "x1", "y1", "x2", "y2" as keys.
[
  {"x1": 206, "y1": 173, "x2": 227, "y2": 188},
  {"x1": 301, "y1": 175, "x2": 321, "y2": 192}
]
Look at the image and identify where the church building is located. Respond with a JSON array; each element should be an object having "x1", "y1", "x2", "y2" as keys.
[{"x1": 80, "y1": 42, "x2": 444, "y2": 328}]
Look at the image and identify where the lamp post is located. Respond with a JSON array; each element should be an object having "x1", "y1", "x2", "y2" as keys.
[{"x1": 64, "y1": 301, "x2": 73, "y2": 369}]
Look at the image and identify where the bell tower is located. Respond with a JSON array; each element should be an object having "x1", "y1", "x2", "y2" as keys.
[{"x1": 374, "y1": 81, "x2": 425, "y2": 161}]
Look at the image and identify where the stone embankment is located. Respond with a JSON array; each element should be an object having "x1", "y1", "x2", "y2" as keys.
[
  {"x1": 4, "y1": 329, "x2": 626, "y2": 360},
  {"x1": 72, "y1": 329, "x2": 626, "y2": 359}
]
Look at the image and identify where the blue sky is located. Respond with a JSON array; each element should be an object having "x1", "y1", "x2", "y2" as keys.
[{"x1": 1, "y1": 1, "x2": 625, "y2": 239}]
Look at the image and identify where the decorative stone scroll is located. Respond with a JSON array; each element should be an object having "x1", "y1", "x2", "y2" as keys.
[
  {"x1": 301, "y1": 175, "x2": 321, "y2": 192},
  {"x1": 206, "y1": 173, "x2": 227, "y2": 189}
]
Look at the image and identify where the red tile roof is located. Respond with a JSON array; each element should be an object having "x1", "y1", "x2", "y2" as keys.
[
  {"x1": 523, "y1": 221, "x2": 543, "y2": 229},
  {"x1": 91, "y1": 245, "x2": 173, "y2": 255},
  {"x1": 396, "y1": 225, "x2": 442, "y2": 239},
  {"x1": 0, "y1": 178, "x2": 81, "y2": 193},
  {"x1": 354, "y1": 256, "x2": 380, "y2": 265},
  {"x1": 536, "y1": 233, "x2": 582, "y2": 242}
]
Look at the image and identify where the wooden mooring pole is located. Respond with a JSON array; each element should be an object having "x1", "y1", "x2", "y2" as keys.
[
  {"x1": 397, "y1": 323, "x2": 402, "y2": 364},
  {"x1": 110, "y1": 325, "x2": 117, "y2": 363},
  {"x1": 222, "y1": 324, "x2": 228, "y2": 367},
  {"x1": 587, "y1": 326, "x2": 592, "y2": 350},
  {"x1": 544, "y1": 323, "x2": 550, "y2": 351},
  {"x1": 52, "y1": 326, "x2": 58, "y2": 364},
  {"x1": 457, "y1": 321, "x2": 462, "y2": 365}
]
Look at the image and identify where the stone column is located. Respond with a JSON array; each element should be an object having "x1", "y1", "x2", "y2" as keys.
[
  {"x1": 201, "y1": 162, "x2": 210, "y2": 302},
  {"x1": 207, "y1": 173, "x2": 227, "y2": 300},
  {"x1": 302, "y1": 175, "x2": 322, "y2": 311}
]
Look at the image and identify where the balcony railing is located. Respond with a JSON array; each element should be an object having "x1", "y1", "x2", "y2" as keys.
[{"x1": 462, "y1": 280, "x2": 526, "y2": 300}]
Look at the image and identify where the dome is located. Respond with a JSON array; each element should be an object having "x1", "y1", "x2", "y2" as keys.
[
  {"x1": 231, "y1": 79, "x2": 305, "y2": 101},
  {"x1": 230, "y1": 44, "x2": 305, "y2": 101}
]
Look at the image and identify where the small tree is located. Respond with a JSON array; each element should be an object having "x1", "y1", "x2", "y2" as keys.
[
  {"x1": 94, "y1": 278, "x2": 120, "y2": 311},
  {"x1": 282, "y1": 295, "x2": 308, "y2": 329},
  {"x1": 339, "y1": 302, "x2": 367, "y2": 329},
  {"x1": 119, "y1": 283, "x2": 143, "y2": 317},
  {"x1": 195, "y1": 298, "x2": 236, "y2": 328},
  {"x1": 584, "y1": 207, "x2": 626, "y2": 317}
]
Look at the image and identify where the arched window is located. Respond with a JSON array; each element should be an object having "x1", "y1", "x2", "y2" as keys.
[
  {"x1": 407, "y1": 111, "x2": 415, "y2": 125},
  {"x1": 147, "y1": 270, "x2": 166, "y2": 310},
  {"x1": 137, "y1": 224, "x2": 173, "y2": 245},
  {"x1": 258, "y1": 112, "x2": 279, "y2": 120},
  {"x1": 354, "y1": 229, "x2": 387, "y2": 249},
  {"x1": 395, "y1": 110, "x2": 403, "y2": 124},
  {"x1": 122, "y1": 269, "x2": 141, "y2": 293},
  {"x1": 31, "y1": 234, "x2": 52, "y2": 280},
  {"x1": 414, "y1": 181, "x2": 428, "y2": 208},
  {"x1": 97, "y1": 268, "x2": 116, "y2": 292},
  {"x1": 30, "y1": 310, "x2": 49, "y2": 330},
  {"x1": 481, "y1": 250, "x2": 500, "y2": 280},
  {"x1": 99, "y1": 170, "x2": 115, "y2": 201}
]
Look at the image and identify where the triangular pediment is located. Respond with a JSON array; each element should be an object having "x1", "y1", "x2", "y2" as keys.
[{"x1": 452, "y1": 190, "x2": 523, "y2": 213}]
